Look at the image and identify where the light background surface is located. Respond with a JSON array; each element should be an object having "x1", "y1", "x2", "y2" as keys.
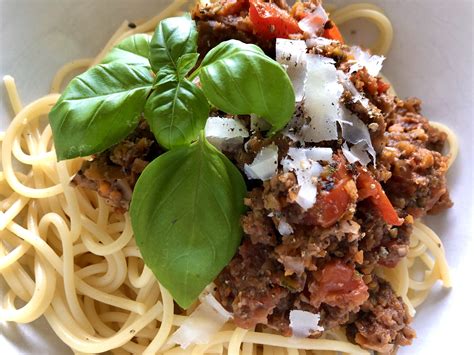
[{"x1": 1, "y1": 0, "x2": 473, "y2": 354}]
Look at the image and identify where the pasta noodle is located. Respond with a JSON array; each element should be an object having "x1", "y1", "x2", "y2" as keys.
[{"x1": 0, "y1": 1, "x2": 457, "y2": 354}]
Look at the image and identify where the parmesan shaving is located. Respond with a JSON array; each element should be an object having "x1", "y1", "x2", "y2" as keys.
[
  {"x1": 340, "y1": 113, "x2": 376, "y2": 164},
  {"x1": 342, "y1": 142, "x2": 371, "y2": 166},
  {"x1": 289, "y1": 310, "x2": 324, "y2": 338},
  {"x1": 301, "y1": 55, "x2": 343, "y2": 142},
  {"x1": 169, "y1": 294, "x2": 232, "y2": 349},
  {"x1": 276, "y1": 39, "x2": 307, "y2": 102},
  {"x1": 349, "y1": 46, "x2": 385, "y2": 77},
  {"x1": 281, "y1": 147, "x2": 330, "y2": 210},
  {"x1": 298, "y1": 5, "x2": 328, "y2": 36},
  {"x1": 244, "y1": 144, "x2": 279, "y2": 181},
  {"x1": 205, "y1": 116, "x2": 249, "y2": 151},
  {"x1": 277, "y1": 219, "x2": 294, "y2": 236},
  {"x1": 306, "y1": 36, "x2": 336, "y2": 49},
  {"x1": 337, "y1": 70, "x2": 370, "y2": 110}
]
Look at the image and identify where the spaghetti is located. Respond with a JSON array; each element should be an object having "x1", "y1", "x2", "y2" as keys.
[{"x1": 0, "y1": 1, "x2": 457, "y2": 354}]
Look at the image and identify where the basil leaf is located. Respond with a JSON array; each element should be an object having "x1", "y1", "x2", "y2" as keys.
[
  {"x1": 130, "y1": 134, "x2": 246, "y2": 308},
  {"x1": 176, "y1": 53, "x2": 199, "y2": 79},
  {"x1": 149, "y1": 14, "x2": 198, "y2": 73},
  {"x1": 198, "y1": 40, "x2": 295, "y2": 134},
  {"x1": 145, "y1": 78, "x2": 209, "y2": 149},
  {"x1": 49, "y1": 63, "x2": 153, "y2": 160},
  {"x1": 102, "y1": 34, "x2": 151, "y2": 67}
]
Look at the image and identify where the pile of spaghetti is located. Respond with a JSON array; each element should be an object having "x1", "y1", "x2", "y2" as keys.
[{"x1": 0, "y1": 0, "x2": 458, "y2": 354}]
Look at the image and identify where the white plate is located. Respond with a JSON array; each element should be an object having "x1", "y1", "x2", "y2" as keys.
[{"x1": 1, "y1": 0, "x2": 473, "y2": 354}]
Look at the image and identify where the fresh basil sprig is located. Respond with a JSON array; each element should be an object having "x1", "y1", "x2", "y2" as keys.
[
  {"x1": 48, "y1": 13, "x2": 297, "y2": 308},
  {"x1": 130, "y1": 133, "x2": 246, "y2": 308}
]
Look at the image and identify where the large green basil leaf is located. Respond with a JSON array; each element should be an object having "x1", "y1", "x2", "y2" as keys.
[
  {"x1": 198, "y1": 40, "x2": 295, "y2": 134},
  {"x1": 102, "y1": 34, "x2": 151, "y2": 67},
  {"x1": 145, "y1": 78, "x2": 209, "y2": 149},
  {"x1": 130, "y1": 134, "x2": 246, "y2": 308},
  {"x1": 49, "y1": 63, "x2": 153, "y2": 160},
  {"x1": 149, "y1": 14, "x2": 198, "y2": 73}
]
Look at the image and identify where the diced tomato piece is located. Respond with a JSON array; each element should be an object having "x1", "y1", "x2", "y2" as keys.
[
  {"x1": 323, "y1": 24, "x2": 344, "y2": 43},
  {"x1": 315, "y1": 180, "x2": 351, "y2": 228},
  {"x1": 310, "y1": 260, "x2": 369, "y2": 310},
  {"x1": 332, "y1": 155, "x2": 349, "y2": 180},
  {"x1": 249, "y1": 0, "x2": 301, "y2": 40},
  {"x1": 357, "y1": 168, "x2": 403, "y2": 226},
  {"x1": 376, "y1": 78, "x2": 391, "y2": 94},
  {"x1": 306, "y1": 156, "x2": 352, "y2": 228},
  {"x1": 319, "y1": 260, "x2": 365, "y2": 293}
]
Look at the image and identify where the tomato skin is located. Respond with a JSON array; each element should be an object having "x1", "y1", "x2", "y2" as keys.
[
  {"x1": 249, "y1": 0, "x2": 301, "y2": 40},
  {"x1": 319, "y1": 260, "x2": 365, "y2": 294},
  {"x1": 376, "y1": 78, "x2": 391, "y2": 94},
  {"x1": 315, "y1": 180, "x2": 351, "y2": 228},
  {"x1": 357, "y1": 169, "x2": 403, "y2": 226},
  {"x1": 323, "y1": 25, "x2": 344, "y2": 43},
  {"x1": 310, "y1": 260, "x2": 369, "y2": 310},
  {"x1": 306, "y1": 157, "x2": 352, "y2": 228}
]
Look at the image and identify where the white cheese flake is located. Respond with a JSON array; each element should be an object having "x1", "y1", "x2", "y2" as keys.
[
  {"x1": 298, "y1": 5, "x2": 328, "y2": 36},
  {"x1": 342, "y1": 142, "x2": 371, "y2": 166},
  {"x1": 277, "y1": 219, "x2": 294, "y2": 236},
  {"x1": 340, "y1": 113, "x2": 376, "y2": 164},
  {"x1": 244, "y1": 144, "x2": 279, "y2": 181},
  {"x1": 289, "y1": 310, "x2": 324, "y2": 338},
  {"x1": 276, "y1": 39, "x2": 308, "y2": 102},
  {"x1": 169, "y1": 293, "x2": 232, "y2": 349},
  {"x1": 281, "y1": 147, "x2": 332, "y2": 210},
  {"x1": 302, "y1": 55, "x2": 343, "y2": 143},
  {"x1": 337, "y1": 70, "x2": 370, "y2": 110},
  {"x1": 306, "y1": 36, "x2": 336, "y2": 48},
  {"x1": 349, "y1": 46, "x2": 385, "y2": 77},
  {"x1": 304, "y1": 147, "x2": 334, "y2": 162},
  {"x1": 205, "y1": 116, "x2": 249, "y2": 151}
]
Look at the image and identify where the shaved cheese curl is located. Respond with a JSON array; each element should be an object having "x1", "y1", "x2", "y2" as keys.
[
  {"x1": 169, "y1": 293, "x2": 231, "y2": 349},
  {"x1": 205, "y1": 116, "x2": 249, "y2": 151},
  {"x1": 349, "y1": 46, "x2": 385, "y2": 76},
  {"x1": 281, "y1": 147, "x2": 331, "y2": 210},
  {"x1": 276, "y1": 39, "x2": 307, "y2": 102},
  {"x1": 244, "y1": 144, "x2": 279, "y2": 181},
  {"x1": 302, "y1": 55, "x2": 343, "y2": 143},
  {"x1": 289, "y1": 310, "x2": 324, "y2": 338}
]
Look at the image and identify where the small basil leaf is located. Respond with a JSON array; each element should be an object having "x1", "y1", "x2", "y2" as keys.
[
  {"x1": 102, "y1": 34, "x2": 151, "y2": 67},
  {"x1": 130, "y1": 134, "x2": 246, "y2": 308},
  {"x1": 49, "y1": 63, "x2": 153, "y2": 160},
  {"x1": 149, "y1": 14, "x2": 198, "y2": 73},
  {"x1": 145, "y1": 78, "x2": 209, "y2": 149},
  {"x1": 176, "y1": 53, "x2": 199, "y2": 79},
  {"x1": 199, "y1": 40, "x2": 295, "y2": 134},
  {"x1": 154, "y1": 68, "x2": 177, "y2": 86}
]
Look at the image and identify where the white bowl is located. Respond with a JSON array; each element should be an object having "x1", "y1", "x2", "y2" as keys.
[{"x1": 1, "y1": 0, "x2": 473, "y2": 354}]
